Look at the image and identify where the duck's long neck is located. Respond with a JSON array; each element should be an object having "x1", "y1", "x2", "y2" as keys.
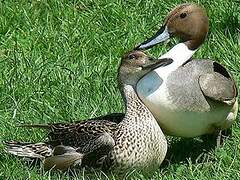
[
  {"x1": 154, "y1": 42, "x2": 196, "y2": 78},
  {"x1": 160, "y1": 42, "x2": 196, "y2": 65},
  {"x1": 122, "y1": 84, "x2": 150, "y2": 116}
]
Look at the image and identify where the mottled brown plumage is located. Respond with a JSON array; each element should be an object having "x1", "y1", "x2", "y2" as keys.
[{"x1": 6, "y1": 51, "x2": 170, "y2": 174}]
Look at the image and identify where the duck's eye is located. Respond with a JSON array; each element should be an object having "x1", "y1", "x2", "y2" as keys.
[
  {"x1": 180, "y1": 12, "x2": 187, "y2": 19},
  {"x1": 128, "y1": 54, "x2": 136, "y2": 60}
]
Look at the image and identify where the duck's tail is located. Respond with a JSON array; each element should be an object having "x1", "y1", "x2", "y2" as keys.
[
  {"x1": 6, "y1": 141, "x2": 83, "y2": 171},
  {"x1": 17, "y1": 124, "x2": 52, "y2": 129},
  {"x1": 6, "y1": 141, "x2": 52, "y2": 159}
]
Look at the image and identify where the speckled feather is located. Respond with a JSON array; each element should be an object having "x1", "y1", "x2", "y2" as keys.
[
  {"x1": 105, "y1": 85, "x2": 167, "y2": 172},
  {"x1": 6, "y1": 51, "x2": 168, "y2": 173},
  {"x1": 17, "y1": 85, "x2": 167, "y2": 172}
]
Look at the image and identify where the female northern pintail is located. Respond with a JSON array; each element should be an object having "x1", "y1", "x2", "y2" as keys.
[
  {"x1": 7, "y1": 51, "x2": 170, "y2": 174},
  {"x1": 135, "y1": 3, "x2": 238, "y2": 145}
]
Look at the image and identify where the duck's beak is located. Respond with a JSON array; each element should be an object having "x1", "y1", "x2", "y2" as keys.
[
  {"x1": 142, "y1": 57, "x2": 173, "y2": 71},
  {"x1": 135, "y1": 25, "x2": 170, "y2": 50}
]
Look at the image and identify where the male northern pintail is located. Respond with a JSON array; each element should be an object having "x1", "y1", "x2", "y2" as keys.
[
  {"x1": 6, "y1": 51, "x2": 170, "y2": 174},
  {"x1": 135, "y1": 3, "x2": 238, "y2": 145}
]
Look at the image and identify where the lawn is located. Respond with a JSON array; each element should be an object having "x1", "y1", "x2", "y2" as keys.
[{"x1": 0, "y1": 0, "x2": 240, "y2": 179}]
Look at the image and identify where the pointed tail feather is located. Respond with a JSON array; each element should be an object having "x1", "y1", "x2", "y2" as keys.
[
  {"x1": 6, "y1": 142, "x2": 83, "y2": 171},
  {"x1": 44, "y1": 145, "x2": 83, "y2": 171},
  {"x1": 6, "y1": 141, "x2": 52, "y2": 159},
  {"x1": 17, "y1": 124, "x2": 51, "y2": 129}
]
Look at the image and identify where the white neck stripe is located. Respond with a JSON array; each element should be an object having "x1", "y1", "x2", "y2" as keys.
[{"x1": 154, "y1": 43, "x2": 196, "y2": 78}]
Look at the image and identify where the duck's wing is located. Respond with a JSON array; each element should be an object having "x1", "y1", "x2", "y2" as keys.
[
  {"x1": 198, "y1": 61, "x2": 238, "y2": 105},
  {"x1": 20, "y1": 112, "x2": 123, "y2": 147},
  {"x1": 21, "y1": 119, "x2": 118, "y2": 168},
  {"x1": 22, "y1": 119, "x2": 118, "y2": 151},
  {"x1": 49, "y1": 120, "x2": 117, "y2": 149},
  {"x1": 45, "y1": 132, "x2": 115, "y2": 169}
]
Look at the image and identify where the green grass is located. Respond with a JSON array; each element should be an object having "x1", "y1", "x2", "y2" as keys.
[{"x1": 0, "y1": 0, "x2": 240, "y2": 179}]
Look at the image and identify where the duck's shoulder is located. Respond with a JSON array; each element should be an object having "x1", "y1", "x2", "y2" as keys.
[
  {"x1": 167, "y1": 59, "x2": 237, "y2": 111},
  {"x1": 198, "y1": 64, "x2": 238, "y2": 104},
  {"x1": 181, "y1": 59, "x2": 238, "y2": 105}
]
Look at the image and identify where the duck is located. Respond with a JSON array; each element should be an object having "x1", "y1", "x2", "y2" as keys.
[
  {"x1": 135, "y1": 3, "x2": 238, "y2": 145},
  {"x1": 6, "y1": 51, "x2": 170, "y2": 174}
]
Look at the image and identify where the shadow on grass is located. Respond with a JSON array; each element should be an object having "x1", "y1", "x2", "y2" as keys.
[{"x1": 162, "y1": 136, "x2": 217, "y2": 167}]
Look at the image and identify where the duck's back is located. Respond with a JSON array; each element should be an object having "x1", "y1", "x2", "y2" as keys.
[{"x1": 167, "y1": 59, "x2": 236, "y2": 111}]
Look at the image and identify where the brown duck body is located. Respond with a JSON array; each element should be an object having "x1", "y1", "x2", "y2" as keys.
[
  {"x1": 13, "y1": 86, "x2": 166, "y2": 172},
  {"x1": 6, "y1": 51, "x2": 168, "y2": 173}
]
